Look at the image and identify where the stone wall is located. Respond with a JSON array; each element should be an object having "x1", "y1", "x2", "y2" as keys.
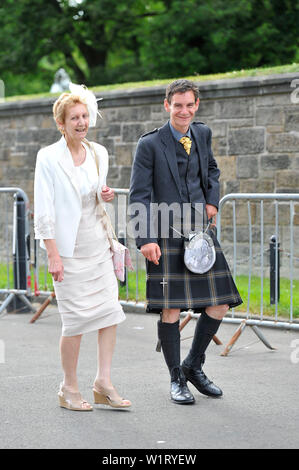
[{"x1": 1, "y1": 73, "x2": 299, "y2": 276}]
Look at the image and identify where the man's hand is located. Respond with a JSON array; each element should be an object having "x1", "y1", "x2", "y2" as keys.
[
  {"x1": 206, "y1": 204, "x2": 218, "y2": 225},
  {"x1": 140, "y1": 243, "x2": 161, "y2": 265}
]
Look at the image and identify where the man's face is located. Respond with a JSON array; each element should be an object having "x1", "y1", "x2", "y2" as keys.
[{"x1": 164, "y1": 91, "x2": 199, "y2": 133}]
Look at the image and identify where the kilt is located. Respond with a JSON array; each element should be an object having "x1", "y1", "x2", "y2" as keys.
[{"x1": 145, "y1": 227, "x2": 242, "y2": 314}]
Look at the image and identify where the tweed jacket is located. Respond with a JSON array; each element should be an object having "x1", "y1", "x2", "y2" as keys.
[
  {"x1": 129, "y1": 121, "x2": 220, "y2": 247},
  {"x1": 34, "y1": 136, "x2": 108, "y2": 257}
]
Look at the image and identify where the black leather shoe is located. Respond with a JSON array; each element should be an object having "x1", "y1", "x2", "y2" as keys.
[
  {"x1": 170, "y1": 367, "x2": 195, "y2": 405},
  {"x1": 182, "y1": 362, "x2": 223, "y2": 398}
]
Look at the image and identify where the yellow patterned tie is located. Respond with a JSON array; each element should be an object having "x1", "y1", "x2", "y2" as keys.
[{"x1": 179, "y1": 136, "x2": 192, "y2": 155}]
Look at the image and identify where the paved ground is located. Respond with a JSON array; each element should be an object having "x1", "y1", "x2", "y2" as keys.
[{"x1": 0, "y1": 304, "x2": 298, "y2": 450}]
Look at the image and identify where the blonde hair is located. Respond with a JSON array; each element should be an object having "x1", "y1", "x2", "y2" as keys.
[{"x1": 53, "y1": 93, "x2": 88, "y2": 134}]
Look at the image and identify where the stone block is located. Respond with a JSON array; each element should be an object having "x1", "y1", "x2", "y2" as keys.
[
  {"x1": 212, "y1": 137, "x2": 227, "y2": 156},
  {"x1": 33, "y1": 128, "x2": 60, "y2": 146},
  {"x1": 256, "y1": 107, "x2": 284, "y2": 126},
  {"x1": 10, "y1": 152, "x2": 28, "y2": 168},
  {"x1": 0, "y1": 148, "x2": 10, "y2": 161},
  {"x1": 216, "y1": 98, "x2": 253, "y2": 119},
  {"x1": 101, "y1": 108, "x2": 118, "y2": 122},
  {"x1": 119, "y1": 166, "x2": 132, "y2": 189},
  {"x1": 17, "y1": 129, "x2": 37, "y2": 144},
  {"x1": 227, "y1": 118, "x2": 254, "y2": 128},
  {"x1": 41, "y1": 116, "x2": 55, "y2": 129},
  {"x1": 151, "y1": 105, "x2": 163, "y2": 114},
  {"x1": 294, "y1": 210, "x2": 299, "y2": 226},
  {"x1": 144, "y1": 121, "x2": 164, "y2": 133},
  {"x1": 237, "y1": 155, "x2": 259, "y2": 179},
  {"x1": 209, "y1": 121, "x2": 226, "y2": 138},
  {"x1": 116, "y1": 106, "x2": 151, "y2": 122},
  {"x1": 224, "y1": 180, "x2": 240, "y2": 194},
  {"x1": 224, "y1": 201, "x2": 257, "y2": 226},
  {"x1": 285, "y1": 110, "x2": 299, "y2": 132},
  {"x1": 267, "y1": 132, "x2": 299, "y2": 153},
  {"x1": 266, "y1": 125, "x2": 285, "y2": 134},
  {"x1": 122, "y1": 123, "x2": 146, "y2": 142},
  {"x1": 260, "y1": 154, "x2": 290, "y2": 171},
  {"x1": 114, "y1": 144, "x2": 134, "y2": 166},
  {"x1": 0, "y1": 117, "x2": 11, "y2": 129},
  {"x1": 228, "y1": 128, "x2": 265, "y2": 155},
  {"x1": 239, "y1": 179, "x2": 274, "y2": 193},
  {"x1": 3, "y1": 129, "x2": 18, "y2": 145},
  {"x1": 107, "y1": 166, "x2": 120, "y2": 183},
  {"x1": 218, "y1": 156, "x2": 236, "y2": 180},
  {"x1": 276, "y1": 170, "x2": 299, "y2": 192},
  {"x1": 197, "y1": 100, "x2": 215, "y2": 117},
  {"x1": 255, "y1": 94, "x2": 291, "y2": 107},
  {"x1": 108, "y1": 124, "x2": 121, "y2": 137}
]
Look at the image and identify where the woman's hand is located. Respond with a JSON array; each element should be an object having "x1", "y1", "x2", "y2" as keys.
[
  {"x1": 48, "y1": 254, "x2": 64, "y2": 282},
  {"x1": 101, "y1": 185, "x2": 114, "y2": 202},
  {"x1": 44, "y1": 240, "x2": 64, "y2": 282}
]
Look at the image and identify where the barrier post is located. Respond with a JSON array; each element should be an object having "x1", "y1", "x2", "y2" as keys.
[
  {"x1": 5, "y1": 191, "x2": 32, "y2": 313},
  {"x1": 269, "y1": 235, "x2": 280, "y2": 305}
]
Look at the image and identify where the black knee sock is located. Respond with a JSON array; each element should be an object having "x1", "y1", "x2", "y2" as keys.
[
  {"x1": 183, "y1": 312, "x2": 222, "y2": 369},
  {"x1": 157, "y1": 320, "x2": 181, "y2": 375}
]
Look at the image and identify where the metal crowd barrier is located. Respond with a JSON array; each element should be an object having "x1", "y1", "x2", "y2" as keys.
[
  {"x1": 1, "y1": 188, "x2": 299, "y2": 341},
  {"x1": 110, "y1": 191, "x2": 299, "y2": 341},
  {"x1": 0, "y1": 187, "x2": 35, "y2": 318},
  {"x1": 216, "y1": 193, "x2": 299, "y2": 331}
]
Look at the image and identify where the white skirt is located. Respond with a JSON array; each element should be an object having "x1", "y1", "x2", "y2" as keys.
[{"x1": 53, "y1": 197, "x2": 125, "y2": 337}]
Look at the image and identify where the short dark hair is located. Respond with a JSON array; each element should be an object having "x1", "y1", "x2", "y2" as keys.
[{"x1": 165, "y1": 79, "x2": 199, "y2": 104}]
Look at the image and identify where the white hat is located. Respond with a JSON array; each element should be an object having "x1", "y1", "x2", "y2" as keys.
[{"x1": 69, "y1": 82, "x2": 102, "y2": 127}]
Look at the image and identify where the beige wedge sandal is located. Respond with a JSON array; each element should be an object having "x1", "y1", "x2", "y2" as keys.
[
  {"x1": 58, "y1": 383, "x2": 93, "y2": 411},
  {"x1": 93, "y1": 385, "x2": 131, "y2": 409}
]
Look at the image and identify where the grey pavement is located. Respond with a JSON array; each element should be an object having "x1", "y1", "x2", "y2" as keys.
[{"x1": 0, "y1": 303, "x2": 298, "y2": 450}]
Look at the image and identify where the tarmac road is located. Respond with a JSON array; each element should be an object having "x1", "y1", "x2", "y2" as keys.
[{"x1": 0, "y1": 304, "x2": 298, "y2": 450}]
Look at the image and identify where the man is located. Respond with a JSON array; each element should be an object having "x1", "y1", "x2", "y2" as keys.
[{"x1": 129, "y1": 80, "x2": 242, "y2": 404}]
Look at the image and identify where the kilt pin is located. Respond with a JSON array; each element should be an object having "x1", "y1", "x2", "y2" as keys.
[{"x1": 130, "y1": 118, "x2": 242, "y2": 404}]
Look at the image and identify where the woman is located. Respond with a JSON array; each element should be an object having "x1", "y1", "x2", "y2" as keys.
[{"x1": 34, "y1": 83, "x2": 131, "y2": 411}]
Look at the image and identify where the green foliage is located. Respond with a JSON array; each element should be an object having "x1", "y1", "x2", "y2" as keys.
[{"x1": 0, "y1": 0, "x2": 298, "y2": 96}]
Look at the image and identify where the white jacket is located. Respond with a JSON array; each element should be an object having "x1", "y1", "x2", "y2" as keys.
[{"x1": 34, "y1": 136, "x2": 108, "y2": 257}]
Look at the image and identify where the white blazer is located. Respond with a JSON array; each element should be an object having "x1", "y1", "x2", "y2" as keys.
[{"x1": 34, "y1": 136, "x2": 108, "y2": 257}]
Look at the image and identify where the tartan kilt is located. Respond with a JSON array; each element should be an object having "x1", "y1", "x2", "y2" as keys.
[{"x1": 145, "y1": 227, "x2": 242, "y2": 314}]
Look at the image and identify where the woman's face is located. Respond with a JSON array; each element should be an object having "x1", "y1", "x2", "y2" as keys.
[{"x1": 62, "y1": 103, "x2": 89, "y2": 141}]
